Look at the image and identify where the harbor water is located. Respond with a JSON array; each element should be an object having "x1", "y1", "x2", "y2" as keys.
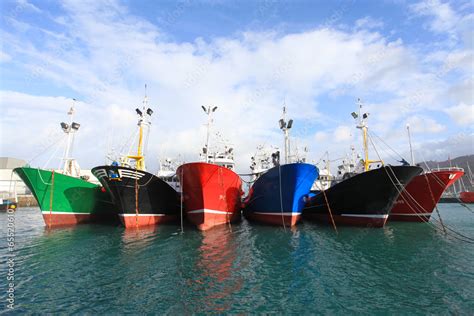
[{"x1": 1, "y1": 204, "x2": 473, "y2": 314}]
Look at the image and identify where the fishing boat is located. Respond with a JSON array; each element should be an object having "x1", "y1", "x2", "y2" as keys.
[
  {"x1": 460, "y1": 191, "x2": 474, "y2": 203},
  {"x1": 459, "y1": 163, "x2": 474, "y2": 203},
  {"x1": 389, "y1": 126, "x2": 464, "y2": 221},
  {"x1": 303, "y1": 99, "x2": 422, "y2": 227},
  {"x1": 92, "y1": 90, "x2": 180, "y2": 228},
  {"x1": 157, "y1": 157, "x2": 182, "y2": 192},
  {"x1": 0, "y1": 198, "x2": 17, "y2": 211},
  {"x1": 14, "y1": 102, "x2": 115, "y2": 227},
  {"x1": 176, "y1": 106, "x2": 243, "y2": 231},
  {"x1": 243, "y1": 108, "x2": 319, "y2": 226}
]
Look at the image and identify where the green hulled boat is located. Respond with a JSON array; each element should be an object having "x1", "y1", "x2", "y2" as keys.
[
  {"x1": 14, "y1": 103, "x2": 116, "y2": 227},
  {"x1": 14, "y1": 167, "x2": 115, "y2": 227}
]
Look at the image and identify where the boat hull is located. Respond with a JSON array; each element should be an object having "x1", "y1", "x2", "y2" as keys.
[
  {"x1": 177, "y1": 162, "x2": 243, "y2": 231},
  {"x1": 303, "y1": 166, "x2": 422, "y2": 228},
  {"x1": 13, "y1": 167, "x2": 116, "y2": 227},
  {"x1": 243, "y1": 163, "x2": 319, "y2": 226},
  {"x1": 0, "y1": 200, "x2": 17, "y2": 212},
  {"x1": 92, "y1": 166, "x2": 180, "y2": 228},
  {"x1": 390, "y1": 170, "x2": 464, "y2": 222},
  {"x1": 460, "y1": 191, "x2": 474, "y2": 204}
]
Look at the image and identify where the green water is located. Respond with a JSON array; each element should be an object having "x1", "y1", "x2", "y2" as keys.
[{"x1": 1, "y1": 205, "x2": 473, "y2": 314}]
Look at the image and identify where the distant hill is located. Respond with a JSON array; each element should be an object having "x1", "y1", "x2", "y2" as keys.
[{"x1": 420, "y1": 155, "x2": 474, "y2": 191}]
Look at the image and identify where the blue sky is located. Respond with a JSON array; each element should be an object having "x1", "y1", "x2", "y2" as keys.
[{"x1": 0, "y1": 0, "x2": 472, "y2": 172}]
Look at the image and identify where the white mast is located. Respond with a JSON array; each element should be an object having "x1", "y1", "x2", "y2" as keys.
[
  {"x1": 279, "y1": 105, "x2": 293, "y2": 164},
  {"x1": 201, "y1": 105, "x2": 218, "y2": 163},
  {"x1": 406, "y1": 124, "x2": 415, "y2": 165},
  {"x1": 60, "y1": 99, "x2": 80, "y2": 175}
]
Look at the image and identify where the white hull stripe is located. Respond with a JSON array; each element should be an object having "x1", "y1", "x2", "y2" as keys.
[
  {"x1": 94, "y1": 169, "x2": 107, "y2": 178},
  {"x1": 188, "y1": 209, "x2": 233, "y2": 215},
  {"x1": 93, "y1": 168, "x2": 146, "y2": 180},
  {"x1": 390, "y1": 213, "x2": 432, "y2": 216},
  {"x1": 119, "y1": 213, "x2": 169, "y2": 217},
  {"x1": 119, "y1": 170, "x2": 145, "y2": 179},
  {"x1": 341, "y1": 214, "x2": 389, "y2": 219},
  {"x1": 41, "y1": 211, "x2": 90, "y2": 215},
  {"x1": 253, "y1": 212, "x2": 301, "y2": 216}
]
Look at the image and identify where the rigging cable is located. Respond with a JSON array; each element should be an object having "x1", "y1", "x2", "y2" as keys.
[{"x1": 367, "y1": 132, "x2": 474, "y2": 244}]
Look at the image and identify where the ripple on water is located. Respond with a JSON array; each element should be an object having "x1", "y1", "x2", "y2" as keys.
[{"x1": 0, "y1": 205, "x2": 473, "y2": 313}]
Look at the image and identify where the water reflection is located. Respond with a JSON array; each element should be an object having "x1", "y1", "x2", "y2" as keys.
[
  {"x1": 121, "y1": 226, "x2": 158, "y2": 248},
  {"x1": 191, "y1": 225, "x2": 243, "y2": 313}
]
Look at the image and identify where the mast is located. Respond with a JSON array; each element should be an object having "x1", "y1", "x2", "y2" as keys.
[
  {"x1": 279, "y1": 105, "x2": 293, "y2": 164},
  {"x1": 352, "y1": 98, "x2": 382, "y2": 172},
  {"x1": 467, "y1": 162, "x2": 473, "y2": 186},
  {"x1": 127, "y1": 85, "x2": 153, "y2": 171},
  {"x1": 60, "y1": 99, "x2": 80, "y2": 175},
  {"x1": 201, "y1": 105, "x2": 218, "y2": 163},
  {"x1": 406, "y1": 124, "x2": 415, "y2": 165}
]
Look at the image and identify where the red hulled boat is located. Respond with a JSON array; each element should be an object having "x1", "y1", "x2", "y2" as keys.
[
  {"x1": 390, "y1": 168, "x2": 464, "y2": 222},
  {"x1": 459, "y1": 191, "x2": 474, "y2": 203},
  {"x1": 177, "y1": 105, "x2": 243, "y2": 231},
  {"x1": 177, "y1": 162, "x2": 242, "y2": 230}
]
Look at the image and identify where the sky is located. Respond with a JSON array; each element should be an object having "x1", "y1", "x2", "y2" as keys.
[{"x1": 0, "y1": 0, "x2": 473, "y2": 174}]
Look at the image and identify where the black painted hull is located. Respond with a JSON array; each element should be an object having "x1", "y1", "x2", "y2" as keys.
[
  {"x1": 92, "y1": 166, "x2": 180, "y2": 227},
  {"x1": 303, "y1": 166, "x2": 422, "y2": 227}
]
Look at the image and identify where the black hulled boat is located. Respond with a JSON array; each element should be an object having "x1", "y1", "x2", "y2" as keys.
[
  {"x1": 92, "y1": 165, "x2": 179, "y2": 227},
  {"x1": 303, "y1": 165, "x2": 422, "y2": 227},
  {"x1": 303, "y1": 99, "x2": 423, "y2": 228},
  {"x1": 92, "y1": 90, "x2": 180, "y2": 228}
]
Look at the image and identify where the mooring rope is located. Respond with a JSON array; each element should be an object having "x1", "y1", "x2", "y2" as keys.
[
  {"x1": 368, "y1": 133, "x2": 474, "y2": 243},
  {"x1": 180, "y1": 167, "x2": 184, "y2": 233},
  {"x1": 134, "y1": 170, "x2": 139, "y2": 228},
  {"x1": 320, "y1": 188, "x2": 338, "y2": 233},
  {"x1": 219, "y1": 167, "x2": 232, "y2": 232},
  {"x1": 424, "y1": 173, "x2": 447, "y2": 234},
  {"x1": 48, "y1": 170, "x2": 55, "y2": 229},
  {"x1": 278, "y1": 164, "x2": 286, "y2": 231},
  {"x1": 460, "y1": 203, "x2": 474, "y2": 214}
]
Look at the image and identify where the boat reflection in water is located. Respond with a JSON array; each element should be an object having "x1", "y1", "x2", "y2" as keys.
[
  {"x1": 189, "y1": 225, "x2": 243, "y2": 313},
  {"x1": 121, "y1": 226, "x2": 159, "y2": 249}
]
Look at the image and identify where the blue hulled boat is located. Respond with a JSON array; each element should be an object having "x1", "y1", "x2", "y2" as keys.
[
  {"x1": 243, "y1": 107, "x2": 319, "y2": 227},
  {"x1": 243, "y1": 162, "x2": 319, "y2": 226}
]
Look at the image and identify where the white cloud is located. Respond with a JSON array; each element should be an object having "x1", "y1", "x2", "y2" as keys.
[
  {"x1": 411, "y1": 132, "x2": 474, "y2": 163},
  {"x1": 334, "y1": 125, "x2": 353, "y2": 142},
  {"x1": 314, "y1": 131, "x2": 328, "y2": 142},
  {"x1": 355, "y1": 16, "x2": 384, "y2": 29},
  {"x1": 0, "y1": 0, "x2": 472, "y2": 172},
  {"x1": 0, "y1": 51, "x2": 11, "y2": 63},
  {"x1": 406, "y1": 115, "x2": 446, "y2": 133},
  {"x1": 410, "y1": 0, "x2": 458, "y2": 33},
  {"x1": 444, "y1": 103, "x2": 474, "y2": 126},
  {"x1": 16, "y1": 0, "x2": 42, "y2": 13}
]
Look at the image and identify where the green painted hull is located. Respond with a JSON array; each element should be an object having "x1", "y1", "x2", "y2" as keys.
[{"x1": 14, "y1": 167, "x2": 116, "y2": 226}]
